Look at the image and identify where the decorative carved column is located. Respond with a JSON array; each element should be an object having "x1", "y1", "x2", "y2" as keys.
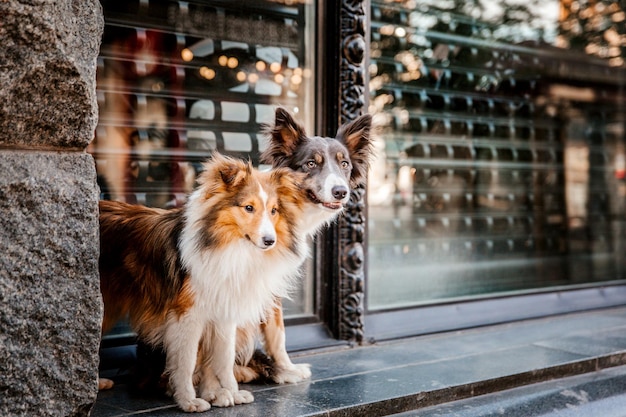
[{"x1": 336, "y1": 0, "x2": 368, "y2": 343}]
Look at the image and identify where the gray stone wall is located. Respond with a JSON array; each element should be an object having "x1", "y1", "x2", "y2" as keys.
[{"x1": 0, "y1": 1, "x2": 104, "y2": 416}]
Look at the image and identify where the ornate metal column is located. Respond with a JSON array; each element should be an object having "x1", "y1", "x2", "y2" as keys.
[{"x1": 320, "y1": 0, "x2": 368, "y2": 343}]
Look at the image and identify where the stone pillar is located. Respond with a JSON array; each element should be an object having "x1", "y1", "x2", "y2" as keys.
[{"x1": 0, "y1": 1, "x2": 104, "y2": 416}]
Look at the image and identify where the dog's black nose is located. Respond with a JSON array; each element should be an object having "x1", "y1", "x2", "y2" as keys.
[
  {"x1": 263, "y1": 237, "x2": 276, "y2": 247},
  {"x1": 332, "y1": 186, "x2": 348, "y2": 200}
]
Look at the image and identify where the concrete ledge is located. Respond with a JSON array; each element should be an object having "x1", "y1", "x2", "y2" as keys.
[{"x1": 93, "y1": 306, "x2": 626, "y2": 416}]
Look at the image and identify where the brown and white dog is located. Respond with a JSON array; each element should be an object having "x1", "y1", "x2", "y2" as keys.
[
  {"x1": 99, "y1": 153, "x2": 308, "y2": 412},
  {"x1": 232, "y1": 107, "x2": 373, "y2": 384}
]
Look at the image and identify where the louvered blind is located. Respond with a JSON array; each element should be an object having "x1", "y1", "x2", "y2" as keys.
[
  {"x1": 91, "y1": 0, "x2": 310, "y2": 208},
  {"x1": 368, "y1": 0, "x2": 626, "y2": 309}
]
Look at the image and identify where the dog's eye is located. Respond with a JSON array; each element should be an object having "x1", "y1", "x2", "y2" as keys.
[
  {"x1": 271, "y1": 207, "x2": 277, "y2": 215},
  {"x1": 306, "y1": 161, "x2": 317, "y2": 169},
  {"x1": 341, "y1": 161, "x2": 350, "y2": 169},
  {"x1": 244, "y1": 205, "x2": 254, "y2": 213}
]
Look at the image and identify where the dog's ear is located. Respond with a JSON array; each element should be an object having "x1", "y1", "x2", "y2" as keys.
[
  {"x1": 261, "y1": 107, "x2": 308, "y2": 167},
  {"x1": 218, "y1": 160, "x2": 251, "y2": 189},
  {"x1": 198, "y1": 152, "x2": 250, "y2": 194},
  {"x1": 270, "y1": 167, "x2": 307, "y2": 194},
  {"x1": 336, "y1": 114, "x2": 374, "y2": 186},
  {"x1": 270, "y1": 168, "x2": 307, "y2": 216}
]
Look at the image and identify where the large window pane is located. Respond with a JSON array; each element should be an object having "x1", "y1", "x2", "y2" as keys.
[
  {"x1": 368, "y1": 0, "x2": 626, "y2": 310},
  {"x1": 91, "y1": 0, "x2": 316, "y2": 340}
]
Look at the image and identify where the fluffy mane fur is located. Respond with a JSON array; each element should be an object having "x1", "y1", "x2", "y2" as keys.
[{"x1": 179, "y1": 157, "x2": 306, "y2": 325}]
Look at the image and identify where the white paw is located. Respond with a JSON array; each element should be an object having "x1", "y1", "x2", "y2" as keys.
[
  {"x1": 177, "y1": 397, "x2": 211, "y2": 413},
  {"x1": 233, "y1": 389, "x2": 254, "y2": 404},
  {"x1": 207, "y1": 388, "x2": 235, "y2": 408},
  {"x1": 273, "y1": 363, "x2": 312, "y2": 384}
]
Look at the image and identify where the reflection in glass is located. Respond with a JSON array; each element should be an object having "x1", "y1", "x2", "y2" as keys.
[
  {"x1": 90, "y1": 0, "x2": 316, "y2": 321},
  {"x1": 368, "y1": 0, "x2": 626, "y2": 310}
]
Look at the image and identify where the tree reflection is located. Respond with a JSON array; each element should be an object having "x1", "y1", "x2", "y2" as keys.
[{"x1": 559, "y1": 0, "x2": 626, "y2": 66}]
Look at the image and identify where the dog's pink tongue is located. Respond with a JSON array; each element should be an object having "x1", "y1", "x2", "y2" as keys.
[{"x1": 323, "y1": 202, "x2": 343, "y2": 210}]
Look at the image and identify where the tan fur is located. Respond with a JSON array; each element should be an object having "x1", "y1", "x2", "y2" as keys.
[{"x1": 99, "y1": 201, "x2": 189, "y2": 338}]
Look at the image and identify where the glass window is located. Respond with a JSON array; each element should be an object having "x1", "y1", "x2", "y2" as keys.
[
  {"x1": 368, "y1": 0, "x2": 626, "y2": 311},
  {"x1": 91, "y1": 0, "x2": 317, "y2": 342}
]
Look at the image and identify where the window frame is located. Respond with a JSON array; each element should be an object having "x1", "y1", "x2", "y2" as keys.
[
  {"x1": 365, "y1": 283, "x2": 626, "y2": 341},
  {"x1": 94, "y1": 0, "x2": 339, "y2": 350}
]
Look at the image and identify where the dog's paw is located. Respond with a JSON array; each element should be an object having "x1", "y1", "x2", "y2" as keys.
[
  {"x1": 273, "y1": 363, "x2": 312, "y2": 384},
  {"x1": 233, "y1": 389, "x2": 254, "y2": 404},
  {"x1": 176, "y1": 397, "x2": 211, "y2": 413},
  {"x1": 234, "y1": 365, "x2": 259, "y2": 383},
  {"x1": 206, "y1": 388, "x2": 235, "y2": 408},
  {"x1": 98, "y1": 378, "x2": 114, "y2": 390}
]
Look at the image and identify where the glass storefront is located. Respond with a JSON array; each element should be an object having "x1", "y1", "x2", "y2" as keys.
[
  {"x1": 368, "y1": 0, "x2": 626, "y2": 311},
  {"x1": 92, "y1": 0, "x2": 626, "y2": 345},
  {"x1": 90, "y1": 0, "x2": 317, "y2": 329}
]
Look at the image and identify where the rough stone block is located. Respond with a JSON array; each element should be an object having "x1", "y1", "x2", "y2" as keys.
[
  {"x1": 0, "y1": 0, "x2": 103, "y2": 149},
  {"x1": 0, "y1": 151, "x2": 102, "y2": 417}
]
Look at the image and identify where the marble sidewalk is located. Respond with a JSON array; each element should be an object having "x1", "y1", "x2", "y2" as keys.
[{"x1": 92, "y1": 306, "x2": 626, "y2": 416}]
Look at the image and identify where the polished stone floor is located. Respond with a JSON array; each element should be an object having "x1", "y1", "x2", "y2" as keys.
[{"x1": 92, "y1": 307, "x2": 626, "y2": 416}]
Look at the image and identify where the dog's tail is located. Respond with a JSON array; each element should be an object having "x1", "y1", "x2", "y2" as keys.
[{"x1": 244, "y1": 349, "x2": 276, "y2": 382}]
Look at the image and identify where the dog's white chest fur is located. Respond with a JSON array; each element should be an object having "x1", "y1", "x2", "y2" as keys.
[
  {"x1": 301, "y1": 204, "x2": 345, "y2": 237},
  {"x1": 182, "y1": 239, "x2": 302, "y2": 325}
]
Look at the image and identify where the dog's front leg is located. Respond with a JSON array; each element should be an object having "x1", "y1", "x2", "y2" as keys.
[
  {"x1": 164, "y1": 317, "x2": 211, "y2": 413},
  {"x1": 198, "y1": 322, "x2": 254, "y2": 407},
  {"x1": 263, "y1": 300, "x2": 311, "y2": 384}
]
